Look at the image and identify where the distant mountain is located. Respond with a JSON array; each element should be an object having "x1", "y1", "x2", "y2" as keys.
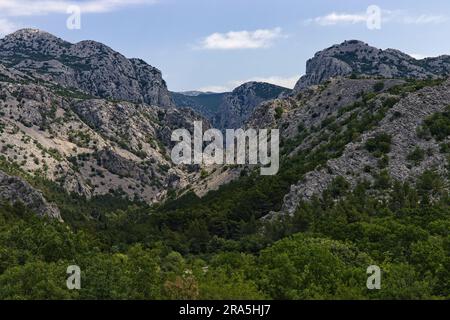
[
  {"x1": 171, "y1": 91, "x2": 226, "y2": 119},
  {"x1": 294, "y1": 40, "x2": 450, "y2": 92},
  {"x1": 0, "y1": 29, "x2": 174, "y2": 107},
  {"x1": 172, "y1": 81, "x2": 291, "y2": 129},
  {"x1": 178, "y1": 91, "x2": 217, "y2": 97}
]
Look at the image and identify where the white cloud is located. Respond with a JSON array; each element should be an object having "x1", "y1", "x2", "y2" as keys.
[
  {"x1": 0, "y1": 0, "x2": 157, "y2": 16},
  {"x1": 199, "y1": 27, "x2": 284, "y2": 50},
  {"x1": 402, "y1": 14, "x2": 448, "y2": 25},
  {"x1": 409, "y1": 52, "x2": 447, "y2": 60},
  {"x1": 308, "y1": 12, "x2": 369, "y2": 26},
  {"x1": 197, "y1": 75, "x2": 300, "y2": 93},
  {"x1": 308, "y1": 10, "x2": 448, "y2": 27},
  {"x1": 0, "y1": 18, "x2": 20, "y2": 36}
]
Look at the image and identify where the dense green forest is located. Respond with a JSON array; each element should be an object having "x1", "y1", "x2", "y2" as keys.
[
  {"x1": 0, "y1": 169, "x2": 448, "y2": 299},
  {"x1": 0, "y1": 80, "x2": 449, "y2": 299}
]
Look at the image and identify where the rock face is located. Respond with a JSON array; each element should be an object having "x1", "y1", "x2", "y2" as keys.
[
  {"x1": 259, "y1": 78, "x2": 450, "y2": 217},
  {"x1": 214, "y1": 82, "x2": 290, "y2": 129},
  {"x1": 0, "y1": 61, "x2": 206, "y2": 208},
  {"x1": 0, "y1": 29, "x2": 173, "y2": 107},
  {"x1": 294, "y1": 40, "x2": 450, "y2": 92},
  {"x1": 247, "y1": 78, "x2": 405, "y2": 138},
  {"x1": 0, "y1": 170, "x2": 61, "y2": 220},
  {"x1": 172, "y1": 82, "x2": 291, "y2": 129}
]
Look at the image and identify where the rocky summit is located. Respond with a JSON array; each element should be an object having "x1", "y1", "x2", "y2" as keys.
[
  {"x1": 294, "y1": 40, "x2": 450, "y2": 92},
  {"x1": 0, "y1": 31, "x2": 209, "y2": 218},
  {"x1": 0, "y1": 29, "x2": 173, "y2": 107}
]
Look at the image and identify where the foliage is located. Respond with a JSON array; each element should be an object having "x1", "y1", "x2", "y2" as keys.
[{"x1": 365, "y1": 133, "x2": 392, "y2": 157}]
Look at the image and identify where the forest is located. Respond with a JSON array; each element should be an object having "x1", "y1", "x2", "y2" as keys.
[{"x1": 0, "y1": 167, "x2": 448, "y2": 299}]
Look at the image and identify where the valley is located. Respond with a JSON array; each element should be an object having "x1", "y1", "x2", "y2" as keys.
[{"x1": 0, "y1": 30, "x2": 448, "y2": 300}]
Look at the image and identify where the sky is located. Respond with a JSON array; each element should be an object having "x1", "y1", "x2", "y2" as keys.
[{"x1": 1, "y1": 0, "x2": 450, "y2": 92}]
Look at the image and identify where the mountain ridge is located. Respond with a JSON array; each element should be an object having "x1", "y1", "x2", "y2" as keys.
[
  {"x1": 0, "y1": 28, "x2": 174, "y2": 107},
  {"x1": 0, "y1": 30, "x2": 449, "y2": 220},
  {"x1": 294, "y1": 39, "x2": 450, "y2": 92}
]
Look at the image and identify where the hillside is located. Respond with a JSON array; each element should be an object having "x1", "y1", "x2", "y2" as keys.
[{"x1": 0, "y1": 59, "x2": 207, "y2": 214}]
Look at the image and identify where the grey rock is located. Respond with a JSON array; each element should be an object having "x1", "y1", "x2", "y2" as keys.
[
  {"x1": 0, "y1": 170, "x2": 61, "y2": 220},
  {"x1": 278, "y1": 79, "x2": 450, "y2": 216},
  {"x1": 294, "y1": 40, "x2": 450, "y2": 92},
  {"x1": 0, "y1": 29, "x2": 174, "y2": 107}
]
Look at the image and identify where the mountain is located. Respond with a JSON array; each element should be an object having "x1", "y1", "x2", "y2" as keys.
[
  {"x1": 294, "y1": 40, "x2": 450, "y2": 92},
  {"x1": 249, "y1": 76, "x2": 450, "y2": 217},
  {"x1": 0, "y1": 33, "x2": 208, "y2": 218},
  {"x1": 0, "y1": 29, "x2": 173, "y2": 107},
  {"x1": 0, "y1": 31, "x2": 449, "y2": 300},
  {"x1": 171, "y1": 91, "x2": 226, "y2": 119},
  {"x1": 172, "y1": 81, "x2": 291, "y2": 129},
  {"x1": 245, "y1": 41, "x2": 450, "y2": 217}
]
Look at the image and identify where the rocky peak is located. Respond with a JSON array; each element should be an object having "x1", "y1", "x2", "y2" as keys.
[
  {"x1": 294, "y1": 40, "x2": 450, "y2": 92},
  {"x1": 214, "y1": 82, "x2": 290, "y2": 129},
  {"x1": 0, "y1": 28, "x2": 70, "y2": 57},
  {"x1": 4, "y1": 28, "x2": 60, "y2": 41},
  {"x1": 0, "y1": 29, "x2": 174, "y2": 108},
  {"x1": 232, "y1": 81, "x2": 288, "y2": 99}
]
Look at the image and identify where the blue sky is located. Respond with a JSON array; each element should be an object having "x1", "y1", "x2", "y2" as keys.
[{"x1": 1, "y1": 0, "x2": 450, "y2": 92}]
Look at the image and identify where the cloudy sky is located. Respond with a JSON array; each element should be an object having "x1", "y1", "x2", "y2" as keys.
[{"x1": 1, "y1": 0, "x2": 450, "y2": 92}]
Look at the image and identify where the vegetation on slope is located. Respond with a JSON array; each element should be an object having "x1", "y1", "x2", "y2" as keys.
[{"x1": 0, "y1": 79, "x2": 449, "y2": 299}]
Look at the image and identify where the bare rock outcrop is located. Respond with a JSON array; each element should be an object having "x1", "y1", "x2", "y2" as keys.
[
  {"x1": 280, "y1": 79, "x2": 450, "y2": 215},
  {"x1": 0, "y1": 170, "x2": 61, "y2": 220},
  {"x1": 0, "y1": 29, "x2": 174, "y2": 107},
  {"x1": 294, "y1": 40, "x2": 450, "y2": 92}
]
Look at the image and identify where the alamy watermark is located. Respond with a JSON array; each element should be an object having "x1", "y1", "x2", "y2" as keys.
[
  {"x1": 171, "y1": 122, "x2": 280, "y2": 175},
  {"x1": 66, "y1": 265, "x2": 81, "y2": 290},
  {"x1": 67, "y1": 5, "x2": 81, "y2": 30},
  {"x1": 366, "y1": 265, "x2": 381, "y2": 290},
  {"x1": 367, "y1": 5, "x2": 382, "y2": 30}
]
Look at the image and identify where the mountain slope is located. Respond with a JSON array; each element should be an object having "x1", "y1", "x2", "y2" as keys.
[
  {"x1": 0, "y1": 32, "x2": 449, "y2": 300},
  {"x1": 0, "y1": 170, "x2": 61, "y2": 220},
  {"x1": 171, "y1": 91, "x2": 226, "y2": 119},
  {"x1": 0, "y1": 62, "x2": 205, "y2": 211},
  {"x1": 172, "y1": 81, "x2": 291, "y2": 129}
]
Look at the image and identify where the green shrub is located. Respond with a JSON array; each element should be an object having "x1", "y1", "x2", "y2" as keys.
[
  {"x1": 407, "y1": 147, "x2": 426, "y2": 165},
  {"x1": 365, "y1": 133, "x2": 392, "y2": 157},
  {"x1": 274, "y1": 107, "x2": 284, "y2": 120}
]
